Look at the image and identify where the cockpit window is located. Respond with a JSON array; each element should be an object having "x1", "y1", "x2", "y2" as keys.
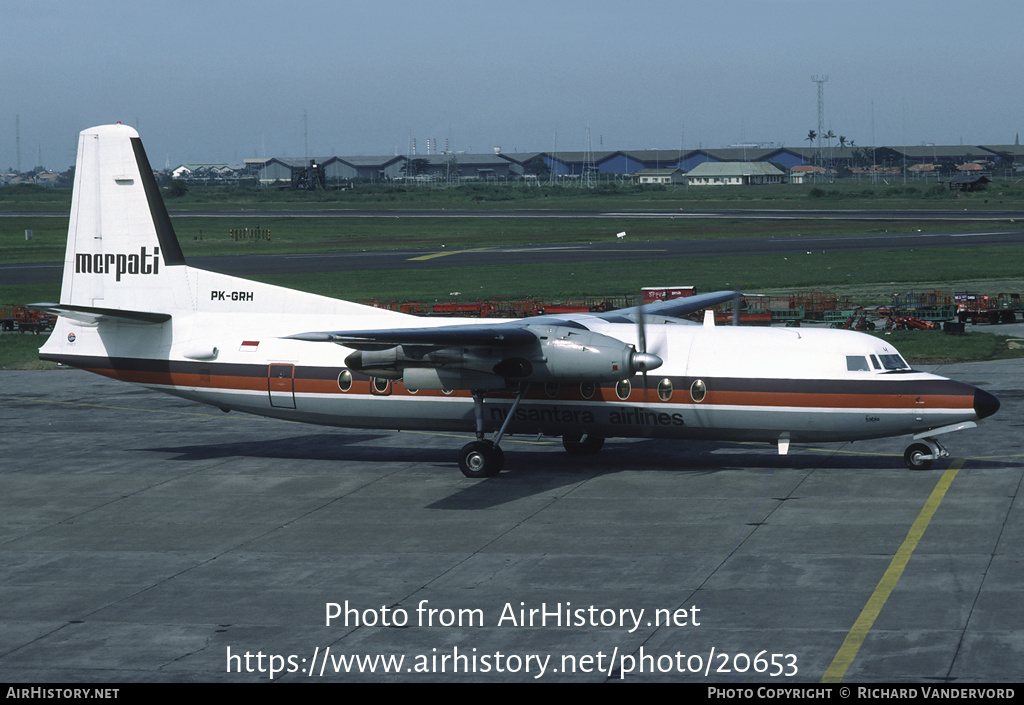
[
  {"x1": 846, "y1": 356, "x2": 870, "y2": 371},
  {"x1": 878, "y1": 354, "x2": 910, "y2": 371},
  {"x1": 870, "y1": 355, "x2": 881, "y2": 370}
]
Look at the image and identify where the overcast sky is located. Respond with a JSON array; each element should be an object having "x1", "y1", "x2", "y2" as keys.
[{"x1": 4, "y1": 0, "x2": 1022, "y2": 170}]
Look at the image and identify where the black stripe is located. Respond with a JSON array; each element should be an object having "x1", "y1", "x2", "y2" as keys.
[
  {"x1": 42, "y1": 354, "x2": 263, "y2": 379},
  {"x1": 130, "y1": 137, "x2": 186, "y2": 267},
  {"x1": 42, "y1": 354, "x2": 364, "y2": 383},
  {"x1": 701, "y1": 375, "x2": 974, "y2": 397}
]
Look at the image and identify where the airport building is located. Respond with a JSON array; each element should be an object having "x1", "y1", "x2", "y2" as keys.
[
  {"x1": 685, "y1": 161, "x2": 786, "y2": 186},
  {"x1": 157, "y1": 142, "x2": 1021, "y2": 188}
]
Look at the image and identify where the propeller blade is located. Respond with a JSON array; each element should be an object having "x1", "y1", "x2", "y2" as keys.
[
  {"x1": 633, "y1": 292, "x2": 662, "y2": 395},
  {"x1": 635, "y1": 292, "x2": 649, "y2": 351}
]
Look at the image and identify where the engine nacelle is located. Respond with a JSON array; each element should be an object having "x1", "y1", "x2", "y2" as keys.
[
  {"x1": 495, "y1": 325, "x2": 660, "y2": 383},
  {"x1": 342, "y1": 325, "x2": 662, "y2": 388},
  {"x1": 402, "y1": 367, "x2": 506, "y2": 391}
]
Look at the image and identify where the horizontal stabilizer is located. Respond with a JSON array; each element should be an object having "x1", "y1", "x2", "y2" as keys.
[{"x1": 29, "y1": 303, "x2": 170, "y2": 325}]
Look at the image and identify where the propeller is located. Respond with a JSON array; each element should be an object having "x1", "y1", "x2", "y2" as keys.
[{"x1": 630, "y1": 294, "x2": 663, "y2": 396}]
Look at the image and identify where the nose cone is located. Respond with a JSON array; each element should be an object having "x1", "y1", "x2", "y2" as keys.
[{"x1": 974, "y1": 388, "x2": 1000, "y2": 420}]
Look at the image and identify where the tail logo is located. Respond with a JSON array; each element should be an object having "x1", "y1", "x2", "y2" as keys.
[{"x1": 74, "y1": 247, "x2": 161, "y2": 281}]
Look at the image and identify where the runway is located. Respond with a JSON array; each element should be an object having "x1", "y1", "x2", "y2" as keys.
[
  {"x1": 4, "y1": 226, "x2": 1023, "y2": 286},
  {"x1": 1, "y1": 359, "x2": 1022, "y2": 682},
  {"x1": 5, "y1": 207, "x2": 1024, "y2": 220}
]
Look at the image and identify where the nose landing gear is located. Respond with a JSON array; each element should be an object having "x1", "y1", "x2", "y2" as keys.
[{"x1": 903, "y1": 438, "x2": 948, "y2": 471}]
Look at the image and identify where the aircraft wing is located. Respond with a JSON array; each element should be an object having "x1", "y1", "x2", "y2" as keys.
[
  {"x1": 285, "y1": 291, "x2": 740, "y2": 387},
  {"x1": 286, "y1": 322, "x2": 538, "y2": 349},
  {"x1": 567, "y1": 289, "x2": 742, "y2": 323},
  {"x1": 286, "y1": 290, "x2": 741, "y2": 348}
]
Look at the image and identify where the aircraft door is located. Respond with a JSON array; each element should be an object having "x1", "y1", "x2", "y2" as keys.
[{"x1": 268, "y1": 363, "x2": 296, "y2": 408}]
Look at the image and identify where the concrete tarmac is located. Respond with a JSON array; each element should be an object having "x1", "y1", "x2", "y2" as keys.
[{"x1": 1, "y1": 361, "x2": 1022, "y2": 683}]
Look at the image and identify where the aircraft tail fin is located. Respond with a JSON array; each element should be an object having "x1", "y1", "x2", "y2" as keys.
[{"x1": 59, "y1": 124, "x2": 189, "y2": 314}]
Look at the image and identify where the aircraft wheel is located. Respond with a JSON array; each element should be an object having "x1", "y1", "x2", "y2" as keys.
[
  {"x1": 904, "y1": 442, "x2": 934, "y2": 471},
  {"x1": 563, "y1": 433, "x2": 605, "y2": 455},
  {"x1": 459, "y1": 440, "x2": 503, "y2": 478}
]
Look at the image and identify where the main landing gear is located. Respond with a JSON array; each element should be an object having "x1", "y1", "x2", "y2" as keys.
[
  {"x1": 458, "y1": 440, "x2": 504, "y2": 478},
  {"x1": 459, "y1": 387, "x2": 527, "y2": 479}
]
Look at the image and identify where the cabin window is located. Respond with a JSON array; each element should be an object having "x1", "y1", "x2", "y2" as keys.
[
  {"x1": 372, "y1": 377, "x2": 391, "y2": 395},
  {"x1": 615, "y1": 379, "x2": 631, "y2": 400},
  {"x1": 690, "y1": 379, "x2": 706, "y2": 403},
  {"x1": 580, "y1": 381, "x2": 596, "y2": 399},
  {"x1": 337, "y1": 369, "x2": 353, "y2": 392},
  {"x1": 545, "y1": 382, "x2": 560, "y2": 398},
  {"x1": 846, "y1": 356, "x2": 870, "y2": 371},
  {"x1": 657, "y1": 378, "x2": 673, "y2": 402}
]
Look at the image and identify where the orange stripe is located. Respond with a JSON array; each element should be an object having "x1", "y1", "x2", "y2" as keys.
[{"x1": 86, "y1": 365, "x2": 974, "y2": 412}]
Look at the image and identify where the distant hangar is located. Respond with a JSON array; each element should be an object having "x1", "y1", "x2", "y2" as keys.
[
  {"x1": 243, "y1": 146, "x2": 810, "y2": 186},
  {"x1": 173, "y1": 142, "x2": 1022, "y2": 187}
]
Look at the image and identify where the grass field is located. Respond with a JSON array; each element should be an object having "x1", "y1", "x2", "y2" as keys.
[
  {"x1": 0, "y1": 333, "x2": 57, "y2": 370},
  {"x1": 5, "y1": 176, "x2": 1024, "y2": 212}
]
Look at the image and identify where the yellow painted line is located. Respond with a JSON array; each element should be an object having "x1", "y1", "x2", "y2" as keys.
[
  {"x1": 821, "y1": 458, "x2": 964, "y2": 683},
  {"x1": 408, "y1": 248, "x2": 492, "y2": 261}
]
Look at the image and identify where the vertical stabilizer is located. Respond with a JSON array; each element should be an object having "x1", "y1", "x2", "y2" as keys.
[{"x1": 60, "y1": 124, "x2": 190, "y2": 314}]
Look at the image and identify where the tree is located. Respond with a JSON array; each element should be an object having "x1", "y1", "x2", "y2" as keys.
[
  {"x1": 166, "y1": 179, "x2": 189, "y2": 198},
  {"x1": 57, "y1": 165, "x2": 75, "y2": 189},
  {"x1": 851, "y1": 147, "x2": 872, "y2": 168},
  {"x1": 803, "y1": 130, "x2": 819, "y2": 175},
  {"x1": 523, "y1": 155, "x2": 551, "y2": 180},
  {"x1": 822, "y1": 130, "x2": 836, "y2": 173},
  {"x1": 401, "y1": 158, "x2": 430, "y2": 178}
]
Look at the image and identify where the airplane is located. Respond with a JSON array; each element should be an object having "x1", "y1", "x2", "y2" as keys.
[{"x1": 34, "y1": 124, "x2": 1000, "y2": 478}]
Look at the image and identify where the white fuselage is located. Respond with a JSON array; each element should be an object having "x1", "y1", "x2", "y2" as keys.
[{"x1": 41, "y1": 292, "x2": 986, "y2": 446}]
